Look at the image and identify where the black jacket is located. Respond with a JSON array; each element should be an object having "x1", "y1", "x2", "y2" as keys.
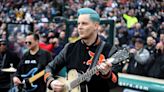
[{"x1": 45, "y1": 40, "x2": 118, "y2": 92}]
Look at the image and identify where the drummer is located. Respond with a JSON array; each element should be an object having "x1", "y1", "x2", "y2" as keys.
[{"x1": 0, "y1": 38, "x2": 20, "y2": 92}]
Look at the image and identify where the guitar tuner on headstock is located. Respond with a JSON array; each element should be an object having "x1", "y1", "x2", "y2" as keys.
[
  {"x1": 122, "y1": 59, "x2": 129, "y2": 64},
  {"x1": 110, "y1": 48, "x2": 129, "y2": 65},
  {"x1": 126, "y1": 59, "x2": 130, "y2": 63},
  {"x1": 117, "y1": 59, "x2": 129, "y2": 65},
  {"x1": 118, "y1": 63, "x2": 122, "y2": 65}
]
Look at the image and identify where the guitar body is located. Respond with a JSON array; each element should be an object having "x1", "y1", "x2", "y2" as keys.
[
  {"x1": 66, "y1": 69, "x2": 81, "y2": 92},
  {"x1": 20, "y1": 68, "x2": 38, "y2": 91},
  {"x1": 47, "y1": 69, "x2": 81, "y2": 92},
  {"x1": 9, "y1": 68, "x2": 46, "y2": 92},
  {"x1": 9, "y1": 68, "x2": 39, "y2": 92}
]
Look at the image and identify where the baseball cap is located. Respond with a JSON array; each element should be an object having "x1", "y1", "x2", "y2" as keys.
[{"x1": 135, "y1": 38, "x2": 144, "y2": 44}]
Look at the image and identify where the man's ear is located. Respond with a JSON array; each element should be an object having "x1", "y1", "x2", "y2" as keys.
[{"x1": 94, "y1": 22, "x2": 100, "y2": 30}]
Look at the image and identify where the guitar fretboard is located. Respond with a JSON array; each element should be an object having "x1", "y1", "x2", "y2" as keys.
[{"x1": 29, "y1": 70, "x2": 45, "y2": 83}]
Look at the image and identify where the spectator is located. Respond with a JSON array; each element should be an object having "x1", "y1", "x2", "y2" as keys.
[
  {"x1": 116, "y1": 26, "x2": 129, "y2": 47},
  {"x1": 123, "y1": 9, "x2": 138, "y2": 29},
  {"x1": 126, "y1": 38, "x2": 150, "y2": 76},
  {"x1": 68, "y1": 27, "x2": 80, "y2": 43},
  {"x1": 145, "y1": 36, "x2": 156, "y2": 55},
  {"x1": 58, "y1": 31, "x2": 66, "y2": 47},
  {"x1": 128, "y1": 23, "x2": 146, "y2": 41},
  {"x1": 39, "y1": 33, "x2": 54, "y2": 52},
  {"x1": 98, "y1": 25, "x2": 109, "y2": 41},
  {"x1": 147, "y1": 42, "x2": 164, "y2": 78}
]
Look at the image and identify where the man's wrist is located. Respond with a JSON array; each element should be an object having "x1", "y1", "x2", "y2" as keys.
[
  {"x1": 47, "y1": 78, "x2": 55, "y2": 90},
  {"x1": 101, "y1": 70, "x2": 112, "y2": 79}
]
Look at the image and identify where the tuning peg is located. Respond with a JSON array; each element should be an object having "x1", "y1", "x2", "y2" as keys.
[
  {"x1": 119, "y1": 63, "x2": 122, "y2": 65},
  {"x1": 121, "y1": 59, "x2": 129, "y2": 64},
  {"x1": 124, "y1": 59, "x2": 129, "y2": 64},
  {"x1": 125, "y1": 59, "x2": 130, "y2": 63},
  {"x1": 122, "y1": 60, "x2": 126, "y2": 64}
]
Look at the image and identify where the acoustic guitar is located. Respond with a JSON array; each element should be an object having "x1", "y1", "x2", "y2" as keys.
[{"x1": 47, "y1": 48, "x2": 129, "y2": 92}]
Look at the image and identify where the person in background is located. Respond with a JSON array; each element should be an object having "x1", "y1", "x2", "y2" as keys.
[
  {"x1": 13, "y1": 33, "x2": 53, "y2": 92},
  {"x1": 52, "y1": 38, "x2": 63, "y2": 58},
  {"x1": 145, "y1": 36, "x2": 156, "y2": 55},
  {"x1": 0, "y1": 39, "x2": 20, "y2": 92},
  {"x1": 39, "y1": 33, "x2": 54, "y2": 52},
  {"x1": 68, "y1": 27, "x2": 80, "y2": 43},
  {"x1": 58, "y1": 31, "x2": 66, "y2": 48},
  {"x1": 123, "y1": 9, "x2": 138, "y2": 29},
  {"x1": 44, "y1": 8, "x2": 118, "y2": 92},
  {"x1": 126, "y1": 38, "x2": 150, "y2": 76},
  {"x1": 147, "y1": 34, "x2": 164, "y2": 78}
]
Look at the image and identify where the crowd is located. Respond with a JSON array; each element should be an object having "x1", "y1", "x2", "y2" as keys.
[{"x1": 0, "y1": 0, "x2": 163, "y2": 91}]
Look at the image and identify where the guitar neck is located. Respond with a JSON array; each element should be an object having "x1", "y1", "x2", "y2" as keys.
[
  {"x1": 70, "y1": 66, "x2": 99, "y2": 89},
  {"x1": 29, "y1": 70, "x2": 45, "y2": 83}
]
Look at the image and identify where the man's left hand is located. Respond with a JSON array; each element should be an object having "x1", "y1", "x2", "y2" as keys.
[{"x1": 98, "y1": 60, "x2": 112, "y2": 75}]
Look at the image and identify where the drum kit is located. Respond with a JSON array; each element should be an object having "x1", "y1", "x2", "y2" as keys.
[
  {"x1": 1, "y1": 63, "x2": 17, "y2": 90},
  {"x1": 1, "y1": 63, "x2": 17, "y2": 72}
]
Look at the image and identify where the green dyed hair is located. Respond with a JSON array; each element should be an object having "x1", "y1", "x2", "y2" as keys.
[{"x1": 77, "y1": 8, "x2": 100, "y2": 23}]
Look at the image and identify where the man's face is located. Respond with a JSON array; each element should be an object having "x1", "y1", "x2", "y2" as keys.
[
  {"x1": 0, "y1": 42, "x2": 6, "y2": 52},
  {"x1": 59, "y1": 31, "x2": 65, "y2": 39},
  {"x1": 147, "y1": 37, "x2": 154, "y2": 46},
  {"x1": 25, "y1": 35, "x2": 38, "y2": 50},
  {"x1": 135, "y1": 42, "x2": 143, "y2": 50},
  {"x1": 77, "y1": 14, "x2": 98, "y2": 39},
  {"x1": 160, "y1": 34, "x2": 164, "y2": 43}
]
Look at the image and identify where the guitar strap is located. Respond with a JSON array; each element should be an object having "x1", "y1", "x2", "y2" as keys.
[{"x1": 88, "y1": 41, "x2": 105, "y2": 70}]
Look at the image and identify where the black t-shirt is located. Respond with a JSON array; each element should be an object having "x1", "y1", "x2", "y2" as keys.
[{"x1": 20, "y1": 54, "x2": 38, "y2": 74}]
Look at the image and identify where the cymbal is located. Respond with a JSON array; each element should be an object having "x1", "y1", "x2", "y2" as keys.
[{"x1": 1, "y1": 67, "x2": 17, "y2": 72}]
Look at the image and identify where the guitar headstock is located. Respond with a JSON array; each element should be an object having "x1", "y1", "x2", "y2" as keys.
[{"x1": 108, "y1": 48, "x2": 129, "y2": 65}]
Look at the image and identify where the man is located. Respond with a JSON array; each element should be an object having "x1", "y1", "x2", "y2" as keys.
[
  {"x1": 123, "y1": 9, "x2": 138, "y2": 29},
  {"x1": 0, "y1": 39, "x2": 20, "y2": 92},
  {"x1": 147, "y1": 35, "x2": 164, "y2": 78},
  {"x1": 13, "y1": 33, "x2": 53, "y2": 92},
  {"x1": 44, "y1": 8, "x2": 118, "y2": 92},
  {"x1": 127, "y1": 38, "x2": 150, "y2": 76},
  {"x1": 145, "y1": 36, "x2": 156, "y2": 54}
]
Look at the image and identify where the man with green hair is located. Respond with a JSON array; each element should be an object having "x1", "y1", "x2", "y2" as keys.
[{"x1": 44, "y1": 8, "x2": 118, "y2": 92}]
